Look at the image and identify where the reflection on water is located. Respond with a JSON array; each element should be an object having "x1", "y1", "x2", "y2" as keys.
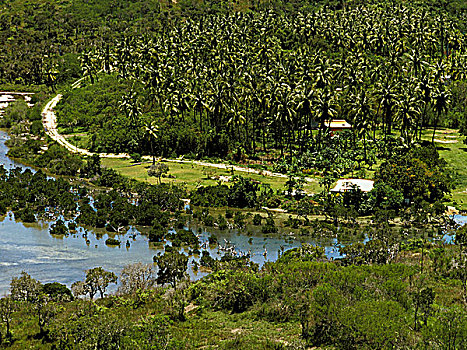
[
  {"x1": 0, "y1": 129, "x2": 466, "y2": 295},
  {"x1": 0, "y1": 129, "x2": 334, "y2": 294},
  {"x1": 0, "y1": 209, "x2": 343, "y2": 294},
  {"x1": 0, "y1": 215, "x2": 157, "y2": 294},
  {"x1": 0, "y1": 131, "x2": 36, "y2": 172}
]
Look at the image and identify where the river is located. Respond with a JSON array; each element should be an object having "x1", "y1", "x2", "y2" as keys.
[
  {"x1": 0, "y1": 129, "x2": 343, "y2": 294},
  {"x1": 0, "y1": 127, "x2": 465, "y2": 295}
]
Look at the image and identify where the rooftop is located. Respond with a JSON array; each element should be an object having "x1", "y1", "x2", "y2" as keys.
[
  {"x1": 324, "y1": 119, "x2": 352, "y2": 129},
  {"x1": 331, "y1": 179, "x2": 375, "y2": 193}
]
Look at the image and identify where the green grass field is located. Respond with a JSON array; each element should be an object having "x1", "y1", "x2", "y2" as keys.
[
  {"x1": 419, "y1": 128, "x2": 467, "y2": 211},
  {"x1": 101, "y1": 158, "x2": 322, "y2": 194},
  {"x1": 96, "y1": 127, "x2": 467, "y2": 211}
]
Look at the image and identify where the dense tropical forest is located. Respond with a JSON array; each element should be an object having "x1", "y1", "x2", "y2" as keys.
[{"x1": 1, "y1": 0, "x2": 467, "y2": 348}]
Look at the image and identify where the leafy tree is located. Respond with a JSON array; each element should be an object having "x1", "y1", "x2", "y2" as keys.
[
  {"x1": 153, "y1": 251, "x2": 188, "y2": 289},
  {"x1": 34, "y1": 293, "x2": 57, "y2": 336},
  {"x1": 10, "y1": 271, "x2": 42, "y2": 303},
  {"x1": 118, "y1": 263, "x2": 157, "y2": 295},
  {"x1": 0, "y1": 296, "x2": 15, "y2": 342},
  {"x1": 147, "y1": 163, "x2": 169, "y2": 184},
  {"x1": 228, "y1": 176, "x2": 259, "y2": 208},
  {"x1": 42, "y1": 282, "x2": 73, "y2": 302},
  {"x1": 148, "y1": 221, "x2": 166, "y2": 243},
  {"x1": 49, "y1": 219, "x2": 69, "y2": 236},
  {"x1": 377, "y1": 148, "x2": 450, "y2": 203},
  {"x1": 70, "y1": 281, "x2": 89, "y2": 299},
  {"x1": 76, "y1": 267, "x2": 118, "y2": 300},
  {"x1": 145, "y1": 120, "x2": 159, "y2": 165},
  {"x1": 82, "y1": 154, "x2": 102, "y2": 177}
]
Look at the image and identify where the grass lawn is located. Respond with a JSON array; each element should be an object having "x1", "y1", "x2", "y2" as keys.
[
  {"x1": 420, "y1": 128, "x2": 467, "y2": 211},
  {"x1": 98, "y1": 127, "x2": 467, "y2": 211},
  {"x1": 102, "y1": 158, "x2": 322, "y2": 194},
  {"x1": 171, "y1": 310, "x2": 303, "y2": 349}
]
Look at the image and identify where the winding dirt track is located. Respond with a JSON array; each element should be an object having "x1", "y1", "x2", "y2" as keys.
[
  {"x1": 41, "y1": 93, "x2": 316, "y2": 182},
  {"x1": 42, "y1": 95, "x2": 129, "y2": 158}
]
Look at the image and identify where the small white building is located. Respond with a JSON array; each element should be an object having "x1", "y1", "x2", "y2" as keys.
[
  {"x1": 324, "y1": 119, "x2": 352, "y2": 132},
  {"x1": 330, "y1": 179, "x2": 375, "y2": 193}
]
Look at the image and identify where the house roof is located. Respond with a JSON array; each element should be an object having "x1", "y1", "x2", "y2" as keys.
[
  {"x1": 324, "y1": 119, "x2": 352, "y2": 129},
  {"x1": 331, "y1": 179, "x2": 375, "y2": 193}
]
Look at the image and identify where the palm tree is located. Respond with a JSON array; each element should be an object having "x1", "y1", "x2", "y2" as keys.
[
  {"x1": 145, "y1": 120, "x2": 159, "y2": 165},
  {"x1": 349, "y1": 89, "x2": 372, "y2": 161},
  {"x1": 119, "y1": 91, "x2": 142, "y2": 128},
  {"x1": 431, "y1": 86, "x2": 451, "y2": 143},
  {"x1": 395, "y1": 89, "x2": 421, "y2": 144},
  {"x1": 314, "y1": 89, "x2": 338, "y2": 151},
  {"x1": 375, "y1": 80, "x2": 398, "y2": 137}
]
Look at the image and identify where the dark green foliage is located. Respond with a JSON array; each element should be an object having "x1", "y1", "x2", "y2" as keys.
[
  {"x1": 284, "y1": 215, "x2": 301, "y2": 229},
  {"x1": 36, "y1": 144, "x2": 83, "y2": 176},
  {"x1": 167, "y1": 229, "x2": 199, "y2": 247},
  {"x1": 16, "y1": 207, "x2": 36, "y2": 223},
  {"x1": 105, "y1": 237, "x2": 121, "y2": 246},
  {"x1": 200, "y1": 250, "x2": 217, "y2": 270},
  {"x1": 30, "y1": 120, "x2": 44, "y2": 137},
  {"x1": 42, "y1": 282, "x2": 73, "y2": 301},
  {"x1": 377, "y1": 145, "x2": 451, "y2": 204},
  {"x1": 252, "y1": 214, "x2": 262, "y2": 226},
  {"x1": 0, "y1": 101, "x2": 29, "y2": 128},
  {"x1": 228, "y1": 176, "x2": 259, "y2": 208},
  {"x1": 137, "y1": 183, "x2": 185, "y2": 212},
  {"x1": 216, "y1": 214, "x2": 228, "y2": 230},
  {"x1": 233, "y1": 211, "x2": 246, "y2": 229},
  {"x1": 49, "y1": 219, "x2": 69, "y2": 236},
  {"x1": 367, "y1": 182, "x2": 404, "y2": 212},
  {"x1": 97, "y1": 168, "x2": 129, "y2": 190},
  {"x1": 148, "y1": 222, "x2": 166, "y2": 243},
  {"x1": 208, "y1": 234, "x2": 218, "y2": 245},
  {"x1": 82, "y1": 154, "x2": 102, "y2": 178},
  {"x1": 203, "y1": 214, "x2": 215, "y2": 227},
  {"x1": 191, "y1": 176, "x2": 266, "y2": 209},
  {"x1": 190, "y1": 185, "x2": 229, "y2": 207},
  {"x1": 153, "y1": 251, "x2": 189, "y2": 289},
  {"x1": 261, "y1": 217, "x2": 278, "y2": 234}
]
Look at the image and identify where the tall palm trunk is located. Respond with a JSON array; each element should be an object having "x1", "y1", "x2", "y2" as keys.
[{"x1": 432, "y1": 111, "x2": 440, "y2": 143}]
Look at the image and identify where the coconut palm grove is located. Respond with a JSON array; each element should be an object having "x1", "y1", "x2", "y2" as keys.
[{"x1": 1, "y1": 0, "x2": 467, "y2": 348}]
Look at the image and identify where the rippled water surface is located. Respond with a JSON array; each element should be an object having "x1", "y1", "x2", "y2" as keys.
[
  {"x1": 0, "y1": 130, "x2": 337, "y2": 294},
  {"x1": 0, "y1": 129, "x2": 465, "y2": 295}
]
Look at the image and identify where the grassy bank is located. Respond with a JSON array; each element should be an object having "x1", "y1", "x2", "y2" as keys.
[
  {"x1": 419, "y1": 128, "x2": 467, "y2": 211},
  {"x1": 101, "y1": 158, "x2": 322, "y2": 194}
]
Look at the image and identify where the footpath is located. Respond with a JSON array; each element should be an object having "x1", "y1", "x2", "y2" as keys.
[{"x1": 41, "y1": 94, "x2": 316, "y2": 182}]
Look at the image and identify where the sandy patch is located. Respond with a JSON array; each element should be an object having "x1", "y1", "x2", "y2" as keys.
[{"x1": 433, "y1": 139, "x2": 458, "y2": 144}]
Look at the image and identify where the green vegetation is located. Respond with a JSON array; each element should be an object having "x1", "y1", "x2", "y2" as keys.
[
  {"x1": 2, "y1": 0, "x2": 467, "y2": 348},
  {"x1": 2, "y1": 232, "x2": 467, "y2": 349}
]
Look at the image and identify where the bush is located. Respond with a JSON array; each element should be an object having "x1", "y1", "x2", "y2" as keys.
[
  {"x1": 149, "y1": 222, "x2": 166, "y2": 242},
  {"x1": 105, "y1": 237, "x2": 121, "y2": 246},
  {"x1": 261, "y1": 217, "x2": 278, "y2": 234},
  {"x1": 50, "y1": 219, "x2": 69, "y2": 236},
  {"x1": 252, "y1": 214, "x2": 262, "y2": 225}
]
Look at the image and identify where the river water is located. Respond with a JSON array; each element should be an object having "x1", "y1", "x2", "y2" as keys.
[
  {"x1": 0, "y1": 128, "x2": 465, "y2": 295},
  {"x1": 0, "y1": 130, "x2": 342, "y2": 294}
]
